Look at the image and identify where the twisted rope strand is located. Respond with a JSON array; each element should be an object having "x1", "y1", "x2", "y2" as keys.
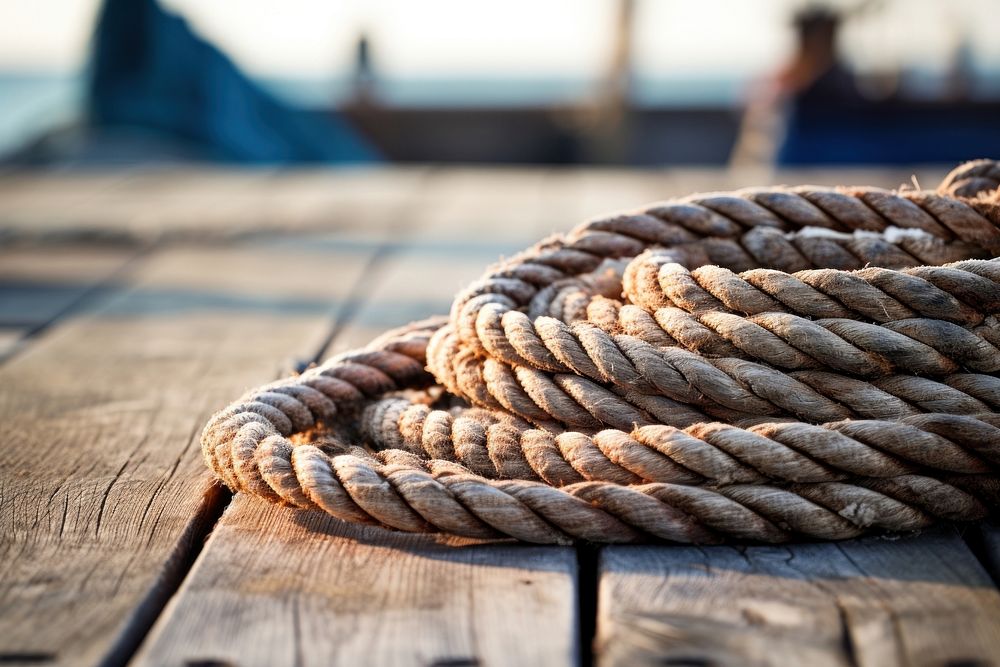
[{"x1": 202, "y1": 161, "x2": 1000, "y2": 543}]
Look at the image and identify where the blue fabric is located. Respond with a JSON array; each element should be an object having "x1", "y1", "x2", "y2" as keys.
[
  {"x1": 778, "y1": 69, "x2": 1000, "y2": 165},
  {"x1": 779, "y1": 104, "x2": 1000, "y2": 165},
  {"x1": 89, "y1": 0, "x2": 379, "y2": 163}
]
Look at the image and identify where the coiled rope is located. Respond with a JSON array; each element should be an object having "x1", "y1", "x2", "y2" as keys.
[{"x1": 203, "y1": 159, "x2": 1000, "y2": 544}]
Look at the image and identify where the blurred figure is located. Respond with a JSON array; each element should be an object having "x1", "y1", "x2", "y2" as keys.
[
  {"x1": 89, "y1": 0, "x2": 378, "y2": 163},
  {"x1": 734, "y1": 2, "x2": 1000, "y2": 166},
  {"x1": 778, "y1": 8, "x2": 861, "y2": 106},
  {"x1": 775, "y1": 6, "x2": 867, "y2": 165},
  {"x1": 732, "y1": 5, "x2": 863, "y2": 167},
  {"x1": 349, "y1": 33, "x2": 377, "y2": 107}
]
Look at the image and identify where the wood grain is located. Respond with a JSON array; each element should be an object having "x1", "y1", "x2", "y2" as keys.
[
  {"x1": 0, "y1": 168, "x2": 428, "y2": 243},
  {"x1": 329, "y1": 243, "x2": 520, "y2": 353},
  {"x1": 136, "y1": 242, "x2": 581, "y2": 667},
  {"x1": 133, "y1": 498, "x2": 578, "y2": 667},
  {"x1": 0, "y1": 329, "x2": 24, "y2": 360},
  {"x1": 0, "y1": 243, "x2": 136, "y2": 347},
  {"x1": 3, "y1": 167, "x2": 998, "y2": 667},
  {"x1": 0, "y1": 167, "x2": 934, "y2": 244},
  {"x1": 597, "y1": 527, "x2": 1000, "y2": 667},
  {"x1": 0, "y1": 240, "x2": 372, "y2": 666}
]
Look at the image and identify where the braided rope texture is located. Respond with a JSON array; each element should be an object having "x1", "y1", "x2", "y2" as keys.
[{"x1": 203, "y1": 160, "x2": 1000, "y2": 544}]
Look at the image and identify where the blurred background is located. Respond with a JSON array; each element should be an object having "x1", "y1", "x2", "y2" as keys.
[{"x1": 2, "y1": 0, "x2": 999, "y2": 168}]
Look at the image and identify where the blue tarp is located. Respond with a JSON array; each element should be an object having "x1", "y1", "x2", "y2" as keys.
[{"x1": 89, "y1": 0, "x2": 379, "y2": 163}]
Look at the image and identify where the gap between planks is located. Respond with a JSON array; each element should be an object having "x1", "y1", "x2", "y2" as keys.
[
  {"x1": 595, "y1": 526, "x2": 1000, "y2": 667},
  {"x1": 131, "y1": 241, "x2": 582, "y2": 667},
  {"x1": 117, "y1": 235, "x2": 396, "y2": 665},
  {"x1": 0, "y1": 242, "x2": 151, "y2": 364},
  {"x1": 12, "y1": 245, "x2": 1000, "y2": 667},
  {"x1": 0, "y1": 238, "x2": 379, "y2": 667},
  {"x1": 6, "y1": 168, "x2": 1000, "y2": 667}
]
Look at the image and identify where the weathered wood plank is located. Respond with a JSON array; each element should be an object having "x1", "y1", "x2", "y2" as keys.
[
  {"x1": 0, "y1": 329, "x2": 23, "y2": 359},
  {"x1": 409, "y1": 168, "x2": 550, "y2": 243},
  {"x1": 0, "y1": 167, "x2": 940, "y2": 244},
  {"x1": 0, "y1": 243, "x2": 136, "y2": 329},
  {"x1": 0, "y1": 168, "x2": 428, "y2": 242},
  {"x1": 0, "y1": 172, "x2": 132, "y2": 220},
  {"x1": 3, "y1": 166, "x2": 980, "y2": 667},
  {"x1": 597, "y1": 527, "x2": 1000, "y2": 667},
  {"x1": 262, "y1": 167, "x2": 429, "y2": 236},
  {"x1": 134, "y1": 499, "x2": 578, "y2": 667},
  {"x1": 0, "y1": 240, "x2": 372, "y2": 667},
  {"x1": 136, "y1": 243, "x2": 580, "y2": 667},
  {"x1": 329, "y1": 243, "x2": 515, "y2": 353},
  {"x1": 0, "y1": 243, "x2": 138, "y2": 362}
]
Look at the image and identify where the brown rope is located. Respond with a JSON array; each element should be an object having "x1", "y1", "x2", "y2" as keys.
[{"x1": 202, "y1": 160, "x2": 1000, "y2": 544}]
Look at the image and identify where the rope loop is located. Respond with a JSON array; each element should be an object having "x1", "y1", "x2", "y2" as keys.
[{"x1": 202, "y1": 160, "x2": 1000, "y2": 543}]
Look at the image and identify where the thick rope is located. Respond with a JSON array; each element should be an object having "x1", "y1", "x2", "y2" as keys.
[{"x1": 202, "y1": 160, "x2": 1000, "y2": 544}]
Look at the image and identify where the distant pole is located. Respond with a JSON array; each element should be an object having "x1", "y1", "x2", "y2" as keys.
[
  {"x1": 583, "y1": 0, "x2": 635, "y2": 164},
  {"x1": 351, "y1": 32, "x2": 377, "y2": 107}
]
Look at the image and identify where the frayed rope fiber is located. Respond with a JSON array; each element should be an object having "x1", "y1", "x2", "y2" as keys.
[{"x1": 203, "y1": 159, "x2": 1000, "y2": 544}]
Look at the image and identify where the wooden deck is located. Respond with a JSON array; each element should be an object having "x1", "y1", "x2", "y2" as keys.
[{"x1": 1, "y1": 166, "x2": 999, "y2": 667}]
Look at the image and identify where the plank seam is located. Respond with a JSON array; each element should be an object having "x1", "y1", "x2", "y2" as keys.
[
  {"x1": 960, "y1": 522, "x2": 1000, "y2": 588},
  {"x1": 0, "y1": 241, "x2": 157, "y2": 366},
  {"x1": 302, "y1": 241, "x2": 398, "y2": 367},
  {"x1": 110, "y1": 238, "x2": 392, "y2": 665},
  {"x1": 98, "y1": 482, "x2": 232, "y2": 667},
  {"x1": 578, "y1": 545, "x2": 599, "y2": 667}
]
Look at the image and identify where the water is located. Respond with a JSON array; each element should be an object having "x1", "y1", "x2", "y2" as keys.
[
  {"x1": 4, "y1": 69, "x2": 995, "y2": 160},
  {"x1": 0, "y1": 72, "x2": 83, "y2": 157},
  {"x1": 0, "y1": 70, "x2": 751, "y2": 158},
  {"x1": 259, "y1": 74, "x2": 745, "y2": 109}
]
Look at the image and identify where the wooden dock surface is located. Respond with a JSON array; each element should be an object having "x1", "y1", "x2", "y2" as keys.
[{"x1": 1, "y1": 166, "x2": 998, "y2": 667}]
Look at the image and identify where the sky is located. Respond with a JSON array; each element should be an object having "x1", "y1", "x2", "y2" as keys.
[{"x1": 0, "y1": 0, "x2": 997, "y2": 80}]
